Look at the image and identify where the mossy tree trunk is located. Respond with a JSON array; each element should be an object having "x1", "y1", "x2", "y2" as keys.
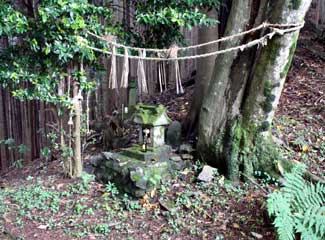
[{"x1": 197, "y1": 0, "x2": 312, "y2": 181}]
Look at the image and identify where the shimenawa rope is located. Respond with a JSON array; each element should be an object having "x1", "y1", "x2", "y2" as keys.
[
  {"x1": 84, "y1": 23, "x2": 303, "y2": 61},
  {"x1": 84, "y1": 21, "x2": 304, "y2": 94}
]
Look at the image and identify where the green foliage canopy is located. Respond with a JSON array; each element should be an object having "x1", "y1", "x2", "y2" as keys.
[
  {"x1": 131, "y1": 0, "x2": 221, "y2": 48},
  {"x1": 0, "y1": 0, "x2": 113, "y2": 106},
  {"x1": 0, "y1": 0, "x2": 220, "y2": 104}
]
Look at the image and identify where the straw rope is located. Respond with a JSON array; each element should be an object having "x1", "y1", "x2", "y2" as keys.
[
  {"x1": 84, "y1": 23, "x2": 303, "y2": 61},
  {"x1": 86, "y1": 22, "x2": 303, "y2": 53}
]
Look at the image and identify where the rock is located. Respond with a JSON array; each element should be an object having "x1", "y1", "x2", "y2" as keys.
[
  {"x1": 112, "y1": 136, "x2": 129, "y2": 149},
  {"x1": 272, "y1": 136, "x2": 285, "y2": 146},
  {"x1": 169, "y1": 157, "x2": 190, "y2": 171},
  {"x1": 251, "y1": 232, "x2": 263, "y2": 239},
  {"x1": 37, "y1": 225, "x2": 48, "y2": 230},
  {"x1": 179, "y1": 144, "x2": 194, "y2": 153},
  {"x1": 166, "y1": 121, "x2": 182, "y2": 147},
  {"x1": 121, "y1": 145, "x2": 171, "y2": 162},
  {"x1": 181, "y1": 154, "x2": 194, "y2": 160},
  {"x1": 170, "y1": 155, "x2": 182, "y2": 162},
  {"x1": 197, "y1": 165, "x2": 217, "y2": 182},
  {"x1": 159, "y1": 199, "x2": 175, "y2": 211},
  {"x1": 102, "y1": 152, "x2": 114, "y2": 160},
  {"x1": 92, "y1": 146, "x2": 190, "y2": 197},
  {"x1": 90, "y1": 154, "x2": 105, "y2": 166},
  {"x1": 84, "y1": 164, "x2": 95, "y2": 174}
]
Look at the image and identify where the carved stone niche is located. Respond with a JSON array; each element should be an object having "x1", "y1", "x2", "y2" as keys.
[{"x1": 133, "y1": 104, "x2": 171, "y2": 148}]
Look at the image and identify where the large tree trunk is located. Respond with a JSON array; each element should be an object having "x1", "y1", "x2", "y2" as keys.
[
  {"x1": 198, "y1": 0, "x2": 253, "y2": 170},
  {"x1": 198, "y1": 0, "x2": 312, "y2": 180},
  {"x1": 185, "y1": 8, "x2": 219, "y2": 136}
]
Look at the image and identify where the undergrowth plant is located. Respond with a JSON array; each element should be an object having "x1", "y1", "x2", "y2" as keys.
[
  {"x1": 12, "y1": 184, "x2": 61, "y2": 215},
  {"x1": 267, "y1": 165, "x2": 325, "y2": 240}
]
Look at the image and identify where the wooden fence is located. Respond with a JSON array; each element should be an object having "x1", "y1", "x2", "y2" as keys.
[{"x1": 310, "y1": 0, "x2": 325, "y2": 29}]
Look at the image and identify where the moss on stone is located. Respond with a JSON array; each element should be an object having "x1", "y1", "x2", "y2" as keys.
[
  {"x1": 280, "y1": 32, "x2": 299, "y2": 79},
  {"x1": 124, "y1": 145, "x2": 155, "y2": 154},
  {"x1": 133, "y1": 103, "x2": 171, "y2": 125},
  {"x1": 290, "y1": 0, "x2": 302, "y2": 10},
  {"x1": 121, "y1": 145, "x2": 152, "y2": 160},
  {"x1": 128, "y1": 79, "x2": 137, "y2": 89},
  {"x1": 121, "y1": 145, "x2": 171, "y2": 162},
  {"x1": 130, "y1": 172, "x2": 142, "y2": 182},
  {"x1": 93, "y1": 149, "x2": 179, "y2": 197}
]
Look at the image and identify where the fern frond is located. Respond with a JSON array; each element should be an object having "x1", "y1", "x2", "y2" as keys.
[
  {"x1": 267, "y1": 164, "x2": 325, "y2": 240},
  {"x1": 274, "y1": 212, "x2": 295, "y2": 240},
  {"x1": 302, "y1": 206, "x2": 325, "y2": 237}
]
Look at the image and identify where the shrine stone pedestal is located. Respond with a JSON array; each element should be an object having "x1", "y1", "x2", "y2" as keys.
[{"x1": 91, "y1": 145, "x2": 190, "y2": 197}]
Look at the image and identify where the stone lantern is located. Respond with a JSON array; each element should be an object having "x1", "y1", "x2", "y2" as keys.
[{"x1": 133, "y1": 104, "x2": 171, "y2": 148}]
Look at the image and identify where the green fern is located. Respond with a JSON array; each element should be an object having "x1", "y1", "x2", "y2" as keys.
[{"x1": 267, "y1": 164, "x2": 325, "y2": 240}]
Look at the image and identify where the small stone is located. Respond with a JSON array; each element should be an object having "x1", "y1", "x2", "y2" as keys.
[
  {"x1": 102, "y1": 152, "x2": 114, "y2": 160},
  {"x1": 37, "y1": 224, "x2": 48, "y2": 230},
  {"x1": 134, "y1": 189, "x2": 146, "y2": 198},
  {"x1": 90, "y1": 154, "x2": 104, "y2": 166},
  {"x1": 233, "y1": 223, "x2": 240, "y2": 229},
  {"x1": 159, "y1": 199, "x2": 175, "y2": 211},
  {"x1": 170, "y1": 155, "x2": 182, "y2": 162},
  {"x1": 179, "y1": 144, "x2": 194, "y2": 153},
  {"x1": 84, "y1": 164, "x2": 95, "y2": 174},
  {"x1": 166, "y1": 121, "x2": 182, "y2": 147},
  {"x1": 272, "y1": 136, "x2": 285, "y2": 146},
  {"x1": 170, "y1": 161, "x2": 186, "y2": 171},
  {"x1": 251, "y1": 232, "x2": 263, "y2": 239},
  {"x1": 181, "y1": 154, "x2": 193, "y2": 160},
  {"x1": 197, "y1": 165, "x2": 217, "y2": 182},
  {"x1": 88, "y1": 234, "x2": 96, "y2": 240}
]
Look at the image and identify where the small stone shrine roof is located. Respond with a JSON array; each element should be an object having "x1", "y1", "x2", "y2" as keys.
[{"x1": 133, "y1": 104, "x2": 171, "y2": 126}]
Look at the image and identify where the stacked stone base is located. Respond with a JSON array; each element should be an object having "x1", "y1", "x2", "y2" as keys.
[{"x1": 91, "y1": 145, "x2": 191, "y2": 197}]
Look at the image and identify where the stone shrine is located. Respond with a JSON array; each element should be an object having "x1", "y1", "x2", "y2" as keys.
[
  {"x1": 91, "y1": 104, "x2": 191, "y2": 197},
  {"x1": 133, "y1": 104, "x2": 171, "y2": 148}
]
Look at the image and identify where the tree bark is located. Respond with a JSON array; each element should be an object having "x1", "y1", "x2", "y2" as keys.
[
  {"x1": 198, "y1": 0, "x2": 312, "y2": 180},
  {"x1": 243, "y1": 0, "x2": 312, "y2": 128},
  {"x1": 72, "y1": 78, "x2": 83, "y2": 178},
  {"x1": 198, "y1": 0, "x2": 253, "y2": 169},
  {"x1": 185, "y1": 8, "x2": 219, "y2": 136}
]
